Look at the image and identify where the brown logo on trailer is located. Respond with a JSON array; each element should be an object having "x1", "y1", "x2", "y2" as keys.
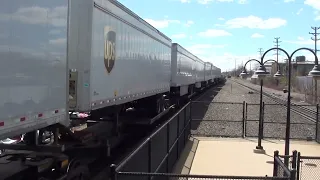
[{"x1": 104, "y1": 26, "x2": 116, "y2": 74}]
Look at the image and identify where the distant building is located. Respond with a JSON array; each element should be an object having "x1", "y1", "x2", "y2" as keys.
[
  {"x1": 279, "y1": 56, "x2": 314, "y2": 77},
  {"x1": 264, "y1": 62, "x2": 278, "y2": 75}
]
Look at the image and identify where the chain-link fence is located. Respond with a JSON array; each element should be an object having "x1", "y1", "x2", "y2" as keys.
[
  {"x1": 112, "y1": 103, "x2": 191, "y2": 180},
  {"x1": 296, "y1": 152, "x2": 320, "y2": 180},
  {"x1": 190, "y1": 101, "x2": 245, "y2": 138},
  {"x1": 110, "y1": 102, "x2": 297, "y2": 180},
  {"x1": 244, "y1": 103, "x2": 319, "y2": 140},
  {"x1": 276, "y1": 150, "x2": 320, "y2": 180},
  {"x1": 114, "y1": 172, "x2": 292, "y2": 180},
  {"x1": 245, "y1": 103, "x2": 260, "y2": 137}
]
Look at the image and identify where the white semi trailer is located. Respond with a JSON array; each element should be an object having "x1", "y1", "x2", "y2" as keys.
[
  {"x1": 0, "y1": 0, "x2": 172, "y2": 179},
  {"x1": 0, "y1": 0, "x2": 224, "y2": 179}
]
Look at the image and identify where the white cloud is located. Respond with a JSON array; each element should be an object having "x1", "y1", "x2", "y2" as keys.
[
  {"x1": 185, "y1": 20, "x2": 194, "y2": 27},
  {"x1": 283, "y1": 37, "x2": 314, "y2": 45},
  {"x1": 197, "y1": 0, "x2": 234, "y2": 4},
  {"x1": 182, "y1": 43, "x2": 281, "y2": 71},
  {"x1": 216, "y1": 0, "x2": 233, "y2": 2},
  {"x1": 251, "y1": 33, "x2": 264, "y2": 38},
  {"x1": 0, "y1": 6, "x2": 67, "y2": 27},
  {"x1": 197, "y1": 0, "x2": 213, "y2": 4},
  {"x1": 49, "y1": 38, "x2": 66, "y2": 46},
  {"x1": 186, "y1": 44, "x2": 226, "y2": 56},
  {"x1": 304, "y1": 0, "x2": 320, "y2": 9},
  {"x1": 197, "y1": 53, "x2": 280, "y2": 71},
  {"x1": 198, "y1": 29, "x2": 232, "y2": 37},
  {"x1": 296, "y1": 8, "x2": 303, "y2": 15},
  {"x1": 304, "y1": 0, "x2": 320, "y2": 20},
  {"x1": 221, "y1": 16, "x2": 287, "y2": 29},
  {"x1": 144, "y1": 19, "x2": 180, "y2": 28},
  {"x1": 49, "y1": 29, "x2": 62, "y2": 35},
  {"x1": 297, "y1": 36, "x2": 304, "y2": 41},
  {"x1": 171, "y1": 33, "x2": 187, "y2": 39},
  {"x1": 238, "y1": 0, "x2": 248, "y2": 4},
  {"x1": 184, "y1": 0, "x2": 244, "y2": 5},
  {"x1": 218, "y1": 17, "x2": 225, "y2": 21},
  {"x1": 284, "y1": 0, "x2": 294, "y2": 2}
]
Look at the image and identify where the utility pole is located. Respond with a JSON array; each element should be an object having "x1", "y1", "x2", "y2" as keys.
[
  {"x1": 234, "y1": 59, "x2": 236, "y2": 77},
  {"x1": 249, "y1": 57, "x2": 252, "y2": 75},
  {"x1": 274, "y1": 37, "x2": 281, "y2": 85},
  {"x1": 258, "y1": 48, "x2": 264, "y2": 57},
  {"x1": 257, "y1": 48, "x2": 264, "y2": 70},
  {"x1": 274, "y1": 37, "x2": 281, "y2": 64},
  {"x1": 309, "y1": 27, "x2": 320, "y2": 104}
]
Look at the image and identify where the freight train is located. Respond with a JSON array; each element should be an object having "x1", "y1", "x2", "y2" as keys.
[{"x1": 0, "y1": 0, "x2": 224, "y2": 179}]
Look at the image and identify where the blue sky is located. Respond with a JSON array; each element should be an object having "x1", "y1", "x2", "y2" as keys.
[{"x1": 119, "y1": 0, "x2": 320, "y2": 71}]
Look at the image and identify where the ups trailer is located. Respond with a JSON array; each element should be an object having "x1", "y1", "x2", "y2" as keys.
[{"x1": 0, "y1": 0, "x2": 172, "y2": 179}]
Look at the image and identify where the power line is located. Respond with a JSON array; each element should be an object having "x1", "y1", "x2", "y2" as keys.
[
  {"x1": 309, "y1": 27, "x2": 320, "y2": 55},
  {"x1": 273, "y1": 37, "x2": 281, "y2": 63}
]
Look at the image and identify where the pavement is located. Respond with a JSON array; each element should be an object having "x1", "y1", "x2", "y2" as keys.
[{"x1": 173, "y1": 137, "x2": 320, "y2": 177}]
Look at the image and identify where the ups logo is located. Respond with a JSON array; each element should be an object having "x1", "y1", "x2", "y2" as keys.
[{"x1": 104, "y1": 26, "x2": 116, "y2": 74}]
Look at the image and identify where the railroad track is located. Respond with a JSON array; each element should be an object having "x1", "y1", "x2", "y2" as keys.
[{"x1": 232, "y1": 79, "x2": 318, "y2": 123}]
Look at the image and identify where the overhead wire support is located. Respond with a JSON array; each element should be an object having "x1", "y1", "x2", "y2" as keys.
[{"x1": 309, "y1": 26, "x2": 320, "y2": 104}]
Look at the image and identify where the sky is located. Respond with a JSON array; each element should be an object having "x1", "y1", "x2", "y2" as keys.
[{"x1": 118, "y1": 0, "x2": 320, "y2": 71}]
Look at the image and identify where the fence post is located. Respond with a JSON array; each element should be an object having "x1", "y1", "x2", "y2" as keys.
[
  {"x1": 189, "y1": 102, "x2": 192, "y2": 138},
  {"x1": 110, "y1": 164, "x2": 117, "y2": 180},
  {"x1": 148, "y1": 139, "x2": 152, "y2": 174},
  {"x1": 166, "y1": 123, "x2": 170, "y2": 173},
  {"x1": 290, "y1": 169, "x2": 297, "y2": 180},
  {"x1": 316, "y1": 104, "x2": 319, "y2": 142},
  {"x1": 242, "y1": 101, "x2": 246, "y2": 138},
  {"x1": 296, "y1": 152, "x2": 301, "y2": 180},
  {"x1": 292, "y1": 150, "x2": 297, "y2": 170},
  {"x1": 177, "y1": 112, "x2": 180, "y2": 159},
  {"x1": 262, "y1": 102, "x2": 265, "y2": 139},
  {"x1": 273, "y1": 150, "x2": 279, "y2": 176},
  {"x1": 245, "y1": 103, "x2": 248, "y2": 120},
  {"x1": 184, "y1": 106, "x2": 187, "y2": 146}
]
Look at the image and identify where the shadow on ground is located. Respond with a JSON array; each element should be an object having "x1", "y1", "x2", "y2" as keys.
[
  {"x1": 190, "y1": 82, "x2": 225, "y2": 131},
  {"x1": 172, "y1": 137, "x2": 200, "y2": 174}
]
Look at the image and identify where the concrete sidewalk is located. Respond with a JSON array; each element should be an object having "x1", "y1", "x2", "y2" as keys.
[{"x1": 173, "y1": 137, "x2": 320, "y2": 177}]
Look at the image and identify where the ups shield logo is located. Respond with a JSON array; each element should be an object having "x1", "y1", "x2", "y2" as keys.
[{"x1": 104, "y1": 26, "x2": 116, "y2": 74}]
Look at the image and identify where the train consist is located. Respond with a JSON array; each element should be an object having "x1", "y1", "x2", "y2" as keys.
[{"x1": 0, "y1": 0, "x2": 223, "y2": 179}]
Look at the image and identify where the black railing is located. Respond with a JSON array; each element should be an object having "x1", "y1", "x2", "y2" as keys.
[
  {"x1": 296, "y1": 152, "x2": 320, "y2": 180},
  {"x1": 110, "y1": 101, "x2": 297, "y2": 180},
  {"x1": 276, "y1": 150, "x2": 320, "y2": 180},
  {"x1": 112, "y1": 102, "x2": 192, "y2": 180},
  {"x1": 274, "y1": 151, "x2": 297, "y2": 178},
  {"x1": 113, "y1": 171, "x2": 292, "y2": 180}
]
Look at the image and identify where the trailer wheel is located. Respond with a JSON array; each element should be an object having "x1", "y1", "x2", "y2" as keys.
[
  {"x1": 154, "y1": 96, "x2": 164, "y2": 115},
  {"x1": 156, "y1": 98, "x2": 161, "y2": 114},
  {"x1": 66, "y1": 165, "x2": 90, "y2": 180},
  {"x1": 160, "y1": 96, "x2": 166, "y2": 112}
]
